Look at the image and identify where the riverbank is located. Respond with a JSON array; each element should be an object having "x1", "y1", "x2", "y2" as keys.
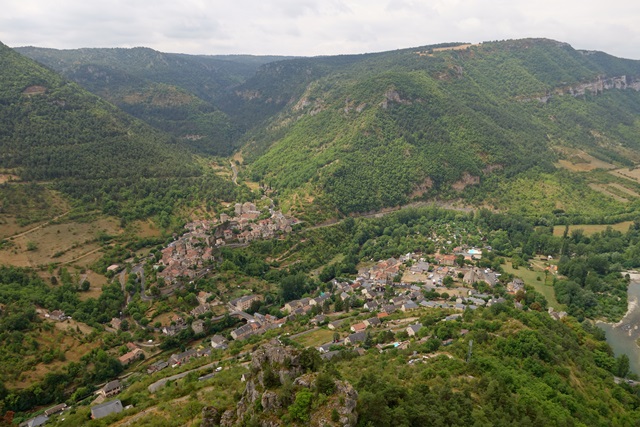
[{"x1": 597, "y1": 277, "x2": 640, "y2": 375}]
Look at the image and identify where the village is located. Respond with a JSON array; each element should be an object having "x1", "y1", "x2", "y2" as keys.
[
  {"x1": 21, "y1": 201, "x2": 569, "y2": 427},
  {"x1": 23, "y1": 238, "x2": 568, "y2": 427},
  {"x1": 155, "y1": 201, "x2": 297, "y2": 286}
]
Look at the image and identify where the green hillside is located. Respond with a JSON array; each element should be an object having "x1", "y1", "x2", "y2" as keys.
[
  {"x1": 15, "y1": 40, "x2": 640, "y2": 221},
  {"x1": 230, "y1": 39, "x2": 640, "y2": 219},
  {"x1": 16, "y1": 46, "x2": 290, "y2": 156},
  {"x1": 0, "y1": 41, "x2": 237, "y2": 222}
]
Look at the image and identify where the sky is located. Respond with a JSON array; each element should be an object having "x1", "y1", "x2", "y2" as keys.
[{"x1": 2, "y1": 0, "x2": 640, "y2": 59}]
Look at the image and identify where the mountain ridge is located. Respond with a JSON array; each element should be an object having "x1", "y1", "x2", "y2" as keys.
[
  {"x1": 0, "y1": 40, "x2": 238, "y2": 223},
  {"x1": 15, "y1": 46, "x2": 293, "y2": 156},
  {"x1": 9, "y1": 38, "x2": 640, "y2": 222},
  {"x1": 224, "y1": 38, "x2": 640, "y2": 219}
]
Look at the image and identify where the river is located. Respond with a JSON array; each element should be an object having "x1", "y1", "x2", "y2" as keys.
[{"x1": 597, "y1": 274, "x2": 640, "y2": 375}]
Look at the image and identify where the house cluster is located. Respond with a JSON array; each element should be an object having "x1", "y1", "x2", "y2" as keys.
[
  {"x1": 218, "y1": 203, "x2": 297, "y2": 245},
  {"x1": 146, "y1": 345, "x2": 213, "y2": 376},
  {"x1": 190, "y1": 291, "x2": 216, "y2": 319},
  {"x1": 118, "y1": 342, "x2": 144, "y2": 366},
  {"x1": 19, "y1": 404, "x2": 67, "y2": 427},
  {"x1": 359, "y1": 251, "x2": 501, "y2": 289},
  {"x1": 157, "y1": 225, "x2": 215, "y2": 285},
  {"x1": 168, "y1": 347, "x2": 212, "y2": 367},
  {"x1": 161, "y1": 315, "x2": 189, "y2": 336},
  {"x1": 318, "y1": 308, "x2": 475, "y2": 356},
  {"x1": 230, "y1": 311, "x2": 284, "y2": 340},
  {"x1": 302, "y1": 250, "x2": 520, "y2": 353},
  {"x1": 280, "y1": 294, "x2": 332, "y2": 317},
  {"x1": 155, "y1": 203, "x2": 296, "y2": 285}
]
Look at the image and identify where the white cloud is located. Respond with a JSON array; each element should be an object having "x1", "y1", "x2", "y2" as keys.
[{"x1": 1, "y1": 0, "x2": 639, "y2": 59}]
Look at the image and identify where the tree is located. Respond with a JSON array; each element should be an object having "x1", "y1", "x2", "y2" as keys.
[
  {"x1": 319, "y1": 264, "x2": 336, "y2": 282},
  {"x1": 615, "y1": 354, "x2": 630, "y2": 378},
  {"x1": 363, "y1": 332, "x2": 374, "y2": 349},
  {"x1": 263, "y1": 364, "x2": 281, "y2": 388},
  {"x1": 443, "y1": 276, "x2": 454, "y2": 288},
  {"x1": 299, "y1": 348, "x2": 322, "y2": 372},
  {"x1": 280, "y1": 273, "x2": 308, "y2": 302}
]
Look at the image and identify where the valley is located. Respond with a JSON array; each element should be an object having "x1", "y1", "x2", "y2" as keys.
[{"x1": 3, "y1": 37, "x2": 640, "y2": 426}]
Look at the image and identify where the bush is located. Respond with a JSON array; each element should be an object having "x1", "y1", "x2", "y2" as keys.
[
  {"x1": 315, "y1": 372, "x2": 335, "y2": 395},
  {"x1": 288, "y1": 390, "x2": 313, "y2": 422}
]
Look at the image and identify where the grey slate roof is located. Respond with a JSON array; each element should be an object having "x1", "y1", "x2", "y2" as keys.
[
  {"x1": 91, "y1": 399, "x2": 123, "y2": 419},
  {"x1": 20, "y1": 414, "x2": 48, "y2": 427},
  {"x1": 102, "y1": 379, "x2": 121, "y2": 393},
  {"x1": 407, "y1": 323, "x2": 423, "y2": 334},
  {"x1": 345, "y1": 331, "x2": 367, "y2": 344}
]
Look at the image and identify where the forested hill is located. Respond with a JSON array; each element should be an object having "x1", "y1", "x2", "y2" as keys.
[
  {"x1": 0, "y1": 41, "x2": 237, "y2": 222},
  {"x1": 11, "y1": 39, "x2": 640, "y2": 221},
  {"x1": 16, "y1": 46, "x2": 291, "y2": 156},
  {"x1": 233, "y1": 39, "x2": 640, "y2": 217}
]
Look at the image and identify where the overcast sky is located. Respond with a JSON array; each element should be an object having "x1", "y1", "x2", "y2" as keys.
[{"x1": 2, "y1": 0, "x2": 640, "y2": 59}]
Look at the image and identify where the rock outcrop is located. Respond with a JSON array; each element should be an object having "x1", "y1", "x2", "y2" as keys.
[
  {"x1": 218, "y1": 340, "x2": 358, "y2": 427},
  {"x1": 521, "y1": 75, "x2": 640, "y2": 103},
  {"x1": 201, "y1": 406, "x2": 221, "y2": 427}
]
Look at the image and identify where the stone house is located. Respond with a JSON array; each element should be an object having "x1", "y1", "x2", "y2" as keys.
[{"x1": 100, "y1": 380, "x2": 122, "y2": 398}]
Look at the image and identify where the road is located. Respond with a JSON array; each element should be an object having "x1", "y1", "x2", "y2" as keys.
[
  {"x1": 119, "y1": 270, "x2": 129, "y2": 305},
  {"x1": 614, "y1": 376, "x2": 640, "y2": 386},
  {"x1": 147, "y1": 362, "x2": 216, "y2": 393},
  {"x1": 230, "y1": 160, "x2": 238, "y2": 185},
  {"x1": 7, "y1": 210, "x2": 73, "y2": 239},
  {"x1": 132, "y1": 263, "x2": 152, "y2": 301},
  {"x1": 288, "y1": 326, "x2": 320, "y2": 340},
  {"x1": 62, "y1": 246, "x2": 103, "y2": 265}
]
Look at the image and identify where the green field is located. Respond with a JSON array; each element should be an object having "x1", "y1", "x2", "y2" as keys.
[
  {"x1": 503, "y1": 261, "x2": 567, "y2": 311},
  {"x1": 292, "y1": 328, "x2": 335, "y2": 348},
  {"x1": 552, "y1": 221, "x2": 633, "y2": 237}
]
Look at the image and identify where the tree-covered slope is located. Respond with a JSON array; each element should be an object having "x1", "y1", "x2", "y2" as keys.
[
  {"x1": 15, "y1": 46, "x2": 290, "y2": 156},
  {"x1": 0, "y1": 41, "x2": 237, "y2": 222},
  {"x1": 235, "y1": 39, "x2": 640, "y2": 216}
]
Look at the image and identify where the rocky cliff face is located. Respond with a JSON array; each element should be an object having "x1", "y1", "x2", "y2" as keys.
[
  {"x1": 210, "y1": 340, "x2": 358, "y2": 427},
  {"x1": 522, "y1": 75, "x2": 640, "y2": 103}
]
